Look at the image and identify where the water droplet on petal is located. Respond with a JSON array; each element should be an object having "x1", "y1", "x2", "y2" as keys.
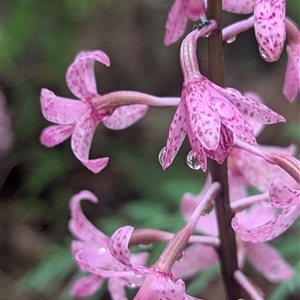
[
  {"x1": 138, "y1": 243, "x2": 153, "y2": 251},
  {"x1": 203, "y1": 204, "x2": 214, "y2": 215},
  {"x1": 204, "y1": 33, "x2": 211, "y2": 38},
  {"x1": 259, "y1": 49, "x2": 272, "y2": 62},
  {"x1": 226, "y1": 36, "x2": 236, "y2": 44},
  {"x1": 175, "y1": 250, "x2": 185, "y2": 263},
  {"x1": 98, "y1": 247, "x2": 106, "y2": 255},
  {"x1": 158, "y1": 147, "x2": 166, "y2": 166},
  {"x1": 186, "y1": 151, "x2": 201, "y2": 170},
  {"x1": 127, "y1": 283, "x2": 138, "y2": 289}
]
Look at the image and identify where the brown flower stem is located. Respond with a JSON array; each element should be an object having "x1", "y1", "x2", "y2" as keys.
[{"x1": 206, "y1": 0, "x2": 245, "y2": 299}]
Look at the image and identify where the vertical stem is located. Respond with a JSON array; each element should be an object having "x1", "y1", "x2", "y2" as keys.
[{"x1": 206, "y1": 1, "x2": 245, "y2": 299}]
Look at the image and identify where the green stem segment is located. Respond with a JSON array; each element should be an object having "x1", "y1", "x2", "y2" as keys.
[{"x1": 206, "y1": 1, "x2": 245, "y2": 299}]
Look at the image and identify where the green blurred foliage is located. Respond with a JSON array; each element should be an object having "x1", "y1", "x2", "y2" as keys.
[{"x1": 1, "y1": 1, "x2": 299, "y2": 300}]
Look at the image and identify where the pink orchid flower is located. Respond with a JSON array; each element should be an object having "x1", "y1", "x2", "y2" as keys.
[
  {"x1": 160, "y1": 22, "x2": 285, "y2": 171},
  {"x1": 40, "y1": 50, "x2": 179, "y2": 173},
  {"x1": 164, "y1": 0, "x2": 256, "y2": 46},
  {"x1": 283, "y1": 19, "x2": 300, "y2": 102},
  {"x1": 68, "y1": 190, "x2": 149, "y2": 299},
  {"x1": 181, "y1": 181, "x2": 294, "y2": 283},
  {"x1": 75, "y1": 182, "x2": 221, "y2": 299},
  {"x1": 254, "y1": 0, "x2": 286, "y2": 62}
]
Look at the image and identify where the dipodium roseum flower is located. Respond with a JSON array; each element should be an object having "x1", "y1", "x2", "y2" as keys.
[
  {"x1": 283, "y1": 19, "x2": 300, "y2": 102},
  {"x1": 181, "y1": 183, "x2": 294, "y2": 283},
  {"x1": 254, "y1": 0, "x2": 286, "y2": 62},
  {"x1": 164, "y1": 0, "x2": 256, "y2": 45},
  {"x1": 40, "y1": 50, "x2": 179, "y2": 173},
  {"x1": 76, "y1": 182, "x2": 221, "y2": 300},
  {"x1": 160, "y1": 22, "x2": 285, "y2": 171},
  {"x1": 69, "y1": 190, "x2": 148, "y2": 299}
]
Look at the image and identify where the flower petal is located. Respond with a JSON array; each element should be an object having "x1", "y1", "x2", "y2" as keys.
[
  {"x1": 66, "y1": 50, "x2": 110, "y2": 101},
  {"x1": 40, "y1": 88, "x2": 87, "y2": 124},
  {"x1": 254, "y1": 0, "x2": 286, "y2": 62},
  {"x1": 269, "y1": 179, "x2": 300, "y2": 208},
  {"x1": 103, "y1": 104, "x2": 148, "y2": 130},
  {"x1": 164, "y1": 0, "x2": 188, "y2": 46},
  {"x1": 69, "y1": 190, "x2": 108, "y2": 242},
  {"x1": 246, "y1": 242, "x2": 294, "y2": 283},
  {"x1": 40, "y1": 124, "x2": 74, "y2": 147},
  {"x1": 283, "y1": 45, "x2": 300, "y2": 102},
  {"x1": 109, "y1": 226, "x2": 134, "y2": 269},
  {"x1": 232, "y1": 205, "x2": 299, "y2": 242},
  {"x1": 163, "y1": 100, "x2": 187, "y2": 169},
  {"x1": 218, "y1": 87, "x2": 286, "y2": 124},
  {"x1": 222, "y1": 0, "x2": 255, "y2": 14},
  {"x1": 71, "y1": 112, "x2": 109, "y2": 173},
  {"x1": 71, "y1": 274, "x2": 104, "y2": 297},
  {"x1": 171, "y1": 243, "x2": 218, "y2": 280},
  {"x1": 107, "y1": 277, "x2": 129, "y2": 300}
]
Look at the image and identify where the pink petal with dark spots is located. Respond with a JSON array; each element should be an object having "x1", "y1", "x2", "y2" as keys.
[
  {"x1": 232, "y1": 205, "x2": 299, "y2": 242},
  {"x1": 172, "y1": 243, "x2": 218, "y2": 280},
  {"x1": 163, "y1": 100, "x2": 187, "y2": 169},
  {"x1": 71, "y1": 274, "x2": 104, "y2": 297},
  {"x1": 164, "y1": 0, "x2": 189, "y2": 46},
  {"x1": 219, "y1": 87, "x2": 286, "y2": 124},
  {"x1": 270, "y1": 179, "x2": 300, "y2": 208},
  {"x1": 283, "y1": 45, "x2": 300, "y2": 102},
  {"x1": 107, "y1": 277, "x2": 130, "y2": 300},
  {"x1": 246, "y1": 242, "x2": 294, "y2": 283},
  {"x1": 71, "y1": 112, "x2": 109, "y2": 173},
  {"x1": 254, "y1": 0, "x2": 286, "y2": 62},
  {"x1": 69, "y1": 190, "x2": 108, "y2": 242},
  {"x1": 222, "y1": 0, "x2": 255, "y2": 13},
  {"x1": 40, "y1": 88, "x2": 87, "y2": 124},
  {"x1": 40, "y1": 124, "x2": 74, "y2": 147},
  {"x1": 66, "y1": 50, "x2": 110, "y2": 101},
  {"x1": 103, "y1": 104, "x2": 148, "y2": 130}
]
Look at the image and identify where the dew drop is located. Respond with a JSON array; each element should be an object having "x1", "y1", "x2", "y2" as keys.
[
  {"x1": 138, "y1": 243, "x2": 153, "y2": 251},
  {"x1": 226, "y1": 36, "x2": 236, "y2": 44},
  {"x1": 158, "y1": 147, "x2": 166, "y2": 166},
  {"x1": 186, "y1": 151, "x2": 201, "y2": 170},
  {"x1": 98, "y1": 247, "x2": 106, "y2": 255},
  {"x1": 259, "y1": 48, "x2": 272, "y2": 62},
  {"x1": 175, "y1": 250, "x2": 185, "y2": 263},
  {"x1": 204, "y1": 33, "x2": 211, "y2": 38},
  {"x1": 126, "y1": 283, "x2": 138, "y2": 289}
]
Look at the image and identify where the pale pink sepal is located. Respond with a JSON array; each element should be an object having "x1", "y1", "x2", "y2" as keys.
[
  {"x1": 103, "y1": 104, "x2": 148, "y2": 130},
  {"x1": 269, "y1": 179, "x2": 300, "y2": 208},
  {"x1": 71, "y1": 112, "x2": 109, "y2": 173},
  {"x1": 40, "y1": 124, "x2": 74, "y2": 147},
  {"x1": 66, "y1": 50, "x2": 110, "y2": 101},
  {"x1": 283, "y1": 45, "x2": 300, "y2": 102},
  {"x1": 246, "y1": 242, "x2": 294, "y2": 283},
  {"x1": 71, "y1": 274, "x2": 104, "y2": 297},
  {"x1": 232, "y1": 205, "x2": 299, "y2": 242},
  {"x1": 254, "y1": 0, "x2": 286, "y2": 62}
]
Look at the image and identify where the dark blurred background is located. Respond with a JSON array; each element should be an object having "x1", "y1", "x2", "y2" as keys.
[{"x1": 0, "y1": 0, "x2": 299, "y2": 299}]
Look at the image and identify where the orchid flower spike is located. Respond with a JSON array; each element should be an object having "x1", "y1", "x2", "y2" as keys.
[
  {"x1": 254, "y1": 0, "x2": 286, "y2": 62},
  {"x1": 283, "y1": 19, "x2": 300, "y2": 102},
  {"x1": 40, "y1": 50, "x2": 179, "y2": 173},
  {"x1": 160, "y1": 22, "x2": 285, "y2": 171},
  {"x1": 164, "y1": 0, "x2": 256, "y2": 46}
]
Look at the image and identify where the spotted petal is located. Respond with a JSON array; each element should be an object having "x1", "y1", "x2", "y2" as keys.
[
  {"x1": 222, "y1": 0, "x2": 255, "y2": 13},
  {"x1": 71, "y1": 274, "x2": 104, "y2": 297},
  {"x1": 254, "y1": 0, "x2": 286, "y2": 62},
  {"x1": 67, "y1": 50, "x2": 110, "y2": 101},
  {"x1": 246, "y1": 242, "x2": 294, "y2": 283},
  {"x1": 40, "y1": 88, "x2": 87, "y2": 124},
  {"x1": 269, "y1": 179, "x2": 300, "y2": 208},
  {"x1": 69, "y1": 190, "x2": 108, "y2": 243},
  {"x1": 232, "y1": 205, "x2": 299, "y2": 242},
  {"x1": 71, "y1": 112, "x2": 109, "y2": 173},
  {"x1": 40, "y1": 124, "x2": 74, "y2": 147},
  {"x1": 103, "y1": 104, "x2": 148, "y2": 130}
]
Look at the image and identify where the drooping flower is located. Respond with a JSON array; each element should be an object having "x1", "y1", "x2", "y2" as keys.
[
  {"x1": 254, "y1": 0, "x2": 286, "y2": 62},
  {"x1": 75, "y1": 183, "x2": 221, "y2": 300},
  {"x1": 160, "y1": 22, "x2": 285, "y2": 171},
  {"x1": 283, "y1": 19, "x2": 300, "y2": 102},
  {"x1": 181, "y1": 180, "x2": 294, "y2": 283},
  {"x1": 164, "y1": 0, "x2": 256, "y2": 45},
  {"x1": 40, "y1": 50, "x2": 179, "y2": 173},
  {"x1": 69, "y1": 190, "x2": 148, "y2": 299},
  {"x1": 0, "y1": 91, "x2": 13, "y2": 154}
]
